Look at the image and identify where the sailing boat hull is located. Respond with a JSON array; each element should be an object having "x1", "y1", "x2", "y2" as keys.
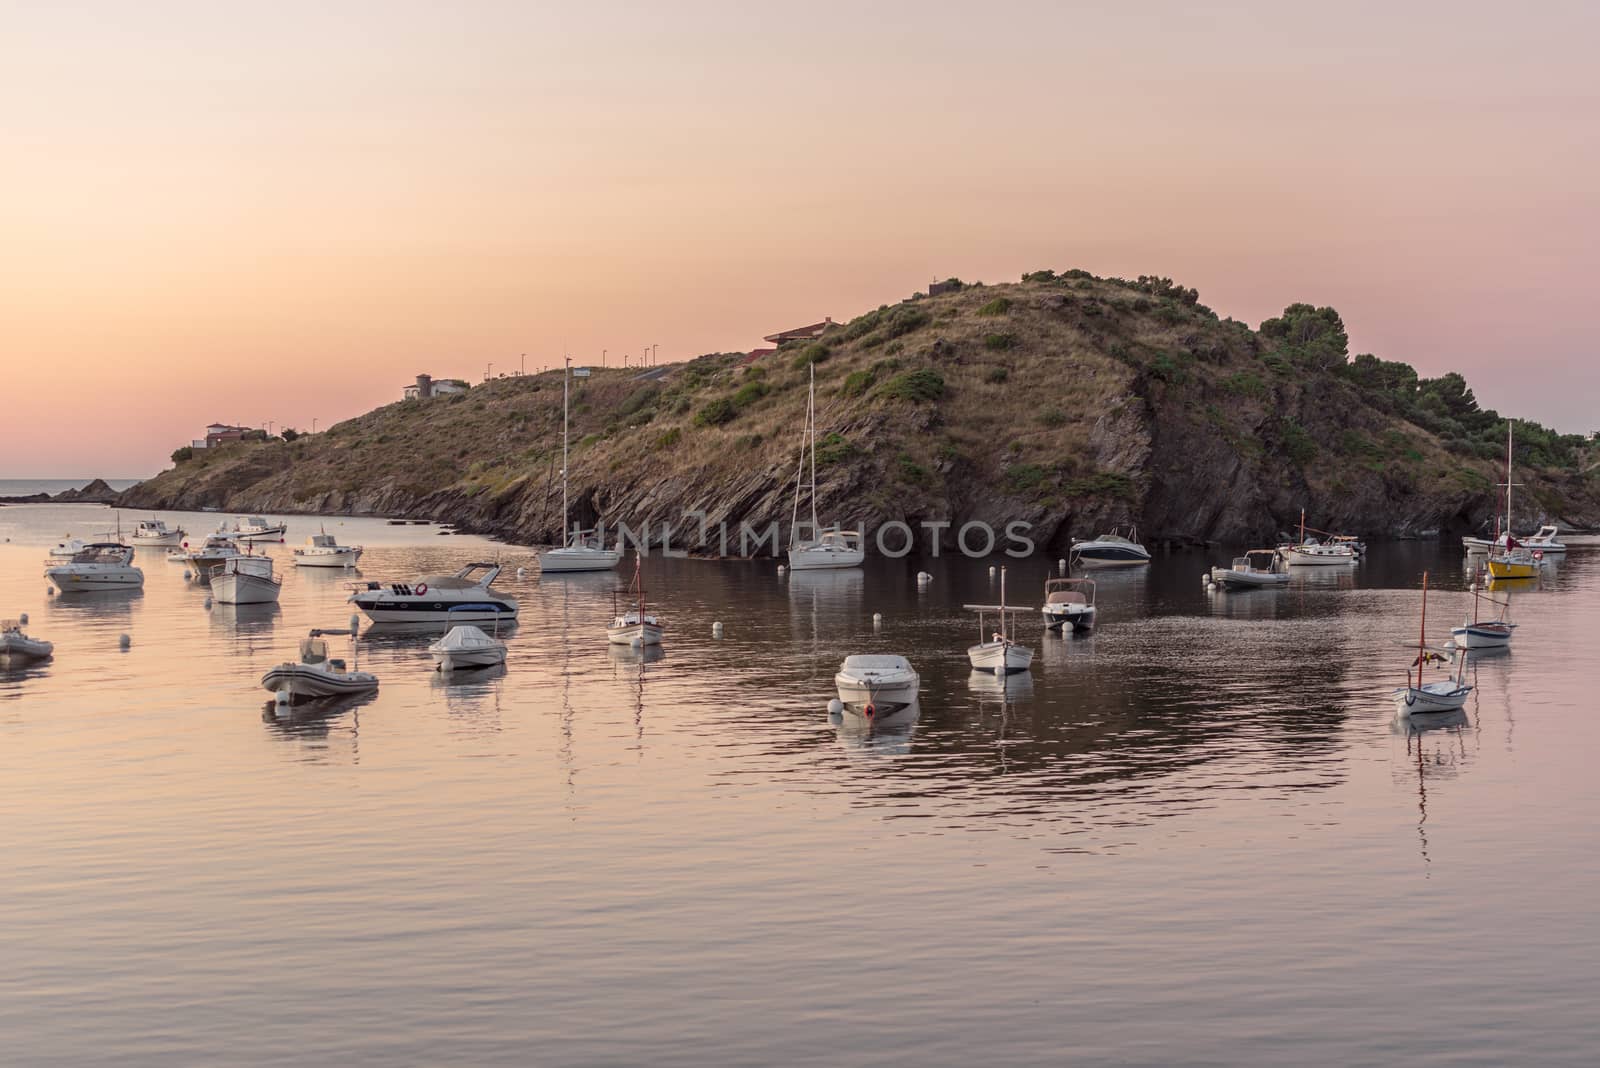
[
  {"x1": 540, "y1": 547, "x2": 621, "y2": 573},
  {"x1": 967, "y1": 641, "x2": 1033, "y2": 674},
  {"x1": 1450, "y1": 623, "x2": 1513, "y2": 649},
  {"x1": 1393, "y1": 681, "x2": 1472, "y2": 714},
  {"x1": 606, "y1": 622, "x2": 663, "y2": 646},
  {"x1": 787, "y1": 544, "x2": 865, "y2": 570}
]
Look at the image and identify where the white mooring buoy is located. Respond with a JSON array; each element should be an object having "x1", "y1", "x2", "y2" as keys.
[
  {"x1": 516, "y1": 567, "x2": 527, "y2": 579},
  {"x1": 119, "y1": 634, "x2": 131, "y2": 650},
  {"x1": 19, "y1": 613, "x2": 27, "y2": 625},
  {"x1": 183, "y1": 569, "x2": 192, "y2": 581},
  {"x1": 204, "y1": 596, "x2": 213, "y2": 609},
  {"x1": 827, "y1": 698, "x2": 844, "y2": 717},
  {"x1": 776, "y1": 564, "x2": 787, "y2": 575},
  {"x1": 872, "y1": 612, "x2": 883, "y2": 628},
  {"x1": 988, "y1": 565, "x2": 997, "y2": 577},
  {"x1": 349, "y1": 614, "x2": 361, "y2": 635},
  {"x1": 1058, "y1": 558, "x2": 1067, "y2": 573},
  {"x1": 712, "y1": 621, "x2": 724, "y2": 638},
  {"x1": 916, "y1": 571, "x2": 932, "y2": 584}
]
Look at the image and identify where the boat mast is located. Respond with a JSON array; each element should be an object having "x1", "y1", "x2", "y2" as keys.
[
  {"x1": 1300, "y1": 507, "x2": 1306, "y2": 545},
  {"x1": 1417, "y1": 572, "x2": 1428, "y2": 691},
  {"x1": 1000, "y1": 566, "x2": 1008, "y2": 643},
  {"x1": 789, "y1": 367, "x2": 810, "y2": 549},
  {"x1": 562, "y1": 355, "x2": 571, "y2": 548},
  {"x1": 808, "y1": 363, "x2": 819, "y2": 536},
  {"x1": 1504, "y1": 420, "x2": 1514, "y2": 538}
]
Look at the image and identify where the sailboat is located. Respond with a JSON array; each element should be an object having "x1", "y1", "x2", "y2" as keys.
[
  {"x1": 1485, "y1": 422, "x2": 1542, "y2": 581},
  {"x1": 1278, "y1": 509, "x2": 1357, "y2": 565},
  {"x1": 606, "y1": 555, "x2": 663, "y2": 647},
  {"x1": 787, "y1": 363, "x2": 864, "y2": 571},
  {"x1": 964, "y1": 566, "x2": 1034, "y2": 673},
  {"x1": 1393, "y1": 573, "x2": 1473, "y2": 714},
  {"x1": 1451, "y1": 585, "x2": 1515, "y2": 650},
  {"x1": 539, "y1": 356, "x2": 621, "y2": 574}
]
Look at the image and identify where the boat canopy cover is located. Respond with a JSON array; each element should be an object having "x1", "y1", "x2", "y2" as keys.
[
  {"x1": 436, "y1": 625, "x2": 496, "y2": 649},
  {"x1": 841, "y1": 654, "x2": 913, "y2": 672}
]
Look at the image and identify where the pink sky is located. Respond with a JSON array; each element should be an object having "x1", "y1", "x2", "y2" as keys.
[{"x1": 4, "y1": 1, "x2": 1597, "y2": 477}]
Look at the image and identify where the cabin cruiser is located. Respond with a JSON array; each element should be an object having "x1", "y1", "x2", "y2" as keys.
[
  {"x1": 261, "y1": 629, "x2": 377, "y2": 702},
  {"x1": 348, "y1": 562, "x2": 517, "y2": 624},
  {"x1": 539, "y1": 529, "x2": 621, "y2": 573},
  {"x1": 45, "y1": 543, "x2": 144, "y2": 592},
  {"x1": 1, "y1": 620, "x2": 54, "y2": 662},
  {"x1": 1463, "y1": 525, "x2": 1567, "y2": 556},
  {"x1": 788, "y1": 529, "x2": 866, "y2": 571},
  {"x1": 130, "y1": 518, "x2": 185, "y2": 546},
  {"x1": 1069, "y1": 527, "x2": 1151, "y2": 567},
  {"x1": 211, "y1": 554, "x2": 282, "y2": 605},
  {"x1": 293, "y1": 531, "x2": 363, "y2": 568},
  {"x1": 429, "y1": 623, "x2": 508, "y2": 670},
  {"x1": 1210, "y1": 549, "x2": 1291, "y2": 589},
  {"x1": 48, "y1": 538, "x2": 89, "y2": 558},
  {"x1": 180, "y1": 534, "x2": 245, "y2": 575},
  {"x1": 1041, "y1": 577, "x2": 1097, "y2": 630},
  {"x1": 215, "y1": 515, "x2": 287, "y2": 542},
  {"x1": 833, "y1": 655, "x2": 919, "y2": 716}
]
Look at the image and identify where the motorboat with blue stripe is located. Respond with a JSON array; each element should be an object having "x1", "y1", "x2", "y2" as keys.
[{"x1": 349, "y1": 562, "x2": 517, "y2": 624}]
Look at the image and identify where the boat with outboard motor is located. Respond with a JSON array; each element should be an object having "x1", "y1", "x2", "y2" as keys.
[
  {"x1": 1041, "y1": 576, "x2": 1097, "y2": 630},
  {"x1": 1069, "y1": 527, "x2": 1150, "y2": 567},
  {"x1": 348, "y1": 562, "x2": 517, "y2": 624},
  {"x1": 45, "y1": 543, "x2": 144, "y2": 592},
  {"x1": 261, "y1": 628, "x2": 378, "y2": 702},
  {"x1": 1, "y1": 620, "x2": 54, "y2": 662},
  {"x1": 1210, "y1": 549, "x2": 1291, "y2": 589},
  {"x1": 834, "y1": 655, "x2": 920, "y2": 717}
]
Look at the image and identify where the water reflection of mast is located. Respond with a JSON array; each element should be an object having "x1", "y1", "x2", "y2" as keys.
[{"x1": 560, "y1": 575, "x2": 577, "y2": 809}]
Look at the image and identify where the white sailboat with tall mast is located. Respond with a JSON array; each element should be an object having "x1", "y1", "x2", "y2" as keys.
[
  {"x1": 787, "y1": 363, "x2": 864, "y2": 571},
  {"x1": 540, "y1": 357, "x2": 621, "y2": 574}
]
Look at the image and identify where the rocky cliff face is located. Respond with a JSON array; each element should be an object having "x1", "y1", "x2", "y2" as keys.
[{"x1": 120, "y1": 273, "x2": 1600, "y2": 549}]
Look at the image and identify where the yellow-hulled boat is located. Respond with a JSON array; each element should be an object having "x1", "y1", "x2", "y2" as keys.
[{"x1": 1486, "y1": 551, "x2": 1540, "y2": 580}]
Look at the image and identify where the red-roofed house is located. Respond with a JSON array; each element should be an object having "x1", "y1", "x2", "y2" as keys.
[{"x1": 762, "y1": 317, "x2": 835, "y2": 346}]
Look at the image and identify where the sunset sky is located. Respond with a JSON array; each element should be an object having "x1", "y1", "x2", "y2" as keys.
[{"x1": 4, "y1": 1, "x2": 1597, "y2": 477}]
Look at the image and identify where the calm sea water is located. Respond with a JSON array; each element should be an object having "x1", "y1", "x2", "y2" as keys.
[{"x1": 3, "y1": 504, "x2": 1597, "y2": 1066}]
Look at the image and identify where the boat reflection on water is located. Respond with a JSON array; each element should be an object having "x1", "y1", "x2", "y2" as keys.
[
  {"x1": 607, "y1": 642, "x2": 665, "y2": 666},
  {"x1": 46, "y1": 587, "x2": 142, "y2": 618},
  {"x1": 362, "y1": 618, "x2": 521, "y2": 641},
  {"x1": 1288, "y1": 565, "x2": 1359, "y2": 590},
  {"x1": 1393, "y1": 689, "x2": 1478, "y2": 874},
  {"x1": 429, "y1": 660, "x2": 508, "y2": 690},
  {"x1": 259, "y1": 688, "x2": 376, "y2": 746},
  {"x1": 967, "y1": 668, "x2": 1035, "y2": 701},
  {"x1": 785, "y1": 565, "x2": 864, "y2": 609},
  {"x1": 832, "y1": 698, "x2": 920, "y2": 756},
  {"x1": 1205, "y1": 584, "x2": 1294, "y2": 621}
]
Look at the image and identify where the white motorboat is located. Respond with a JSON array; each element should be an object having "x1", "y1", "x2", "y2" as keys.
[
  {"x1": 1, "y1": 620, "x2": 54, "y2": 662},
  {"x1": 1041, "y1": 576, "x2": 1097, "y2": 630},
  {"x1": 787, "y1": 363, "x2": 865, "y2": 571},
  {"x1": 965, "y1": 566, "x2": 1034, "y2": 674},
  {"x1": 293, "y1": 530, "x2": 363, "y2": 568},
  {"x1": 180, "y1": 534, "x2": 245, "y2": 576},
  {"x1": 210, "y1": 553, "x2": 282, "y2": 605},
  {"x1": 1328, "y1": 535, "x2": 1366, "y2": 557},
  {"x1": 261, "y1": 628, "x2": 378, "y2": 702},
  {"x1": 538, "y1": 357, "x2": 622, "y2": 574},
  {"x1": 428, "y1": 622, "x2": 508, "y2": 671},
  {"x1": 215, "y1": 515, "x2": 287, "y2": 542},
  {"x1": 1450, "y1": 587, "x2": 1514, "y2": 650},
  {"x1": 1069, "y1": 527, "x2": 1150, "y2": 567},
  {"x1": 833, "y1": 654, "x2": 919, "y2": 717},
  {"x1": 130, "y1": 518, "x2": 185, "y2": 546},
  {"x1": 48, "y1": 537, "x2": 89, "y2": 558},
  {"x1": 348, "y1": 562, "x2": 517, "y2": 624},
  {"x1": 1210, "y1": 549, "x2": 1291, "y2": 589},
  {"x1": 606, "y1": 555, "x2": 664, "y2": 646},
  {"x1": 1464, "y1": 524, "x2": 1567, "y2": 557},
  {"x1": 45, "y1": 543, "x2": 144, "y2": 592},
  {"x1": 1393, "y1": 573, "x2": 1473, "y2": 714}
]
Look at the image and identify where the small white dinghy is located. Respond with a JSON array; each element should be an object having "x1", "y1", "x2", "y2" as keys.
[
  {"x1": 1041, "y1": 576, "x2": 1097, "y2": 631},
  {"x1": 293, "y1": 529, "x2": 363, "y2": 568},
  {"x1": 429, "y1": 618, "x2": 508, "y2": 671},
  {"x1": 1210, "y1": 549, "x2": 1291, "y2": 589},
  {"x1": 833, "y1": 655, "x2": 919, "y2": 717},
  {"x1": 0, "y1": 620, "x2": 53, "y2": 663},
  {"x1": 606, "y1": 556, "x2": 663, "y2": 647},
  {"x1": 1451, "y1": 585, "x2": 1515, "y2": 651},
  {"x1": 210, "y1": 552, "x2": 282, "y2": 605},
  {"x1": 261, "y1": 628, "x2": 378, "y2": 703},
  {"x1": 1394, "y1": 573, "x2": 1473, "y2": 715},
  {"x1": 965, "y1": 566, "x2": 1034, "y2": 674}
]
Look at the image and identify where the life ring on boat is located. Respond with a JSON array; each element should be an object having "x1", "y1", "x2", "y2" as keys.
[
  {"x1": 1533, "y1": 550, "x2": 1544, "y2": 561},
  {"x1": 416, "y1": 582, "x2": 428, "y2": 596},
  {"x1": 864, "y1": 702, "x2": 877, "y2": 719}
]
